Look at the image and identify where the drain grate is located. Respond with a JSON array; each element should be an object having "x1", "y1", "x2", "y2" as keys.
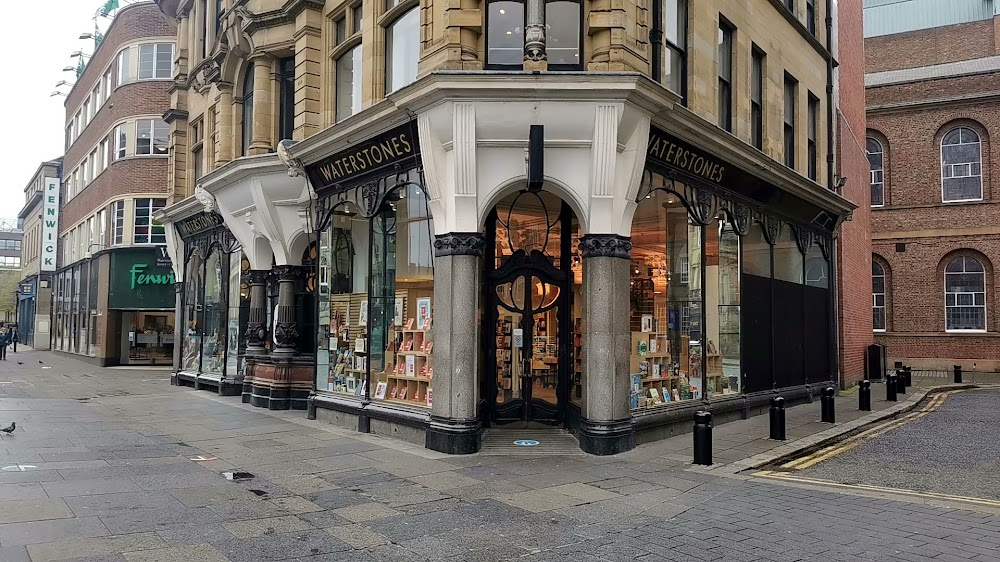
[{"x1": 480, "y1": 429, "x2": 584, "y2": 456}]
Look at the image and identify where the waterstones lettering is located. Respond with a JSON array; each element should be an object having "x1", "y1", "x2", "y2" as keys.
[
  {"x1": 306, "y1": 121, "x2": 421, "y2": 191},
  {"x1": 176, "y1": 212, "x2": 224, "y2": 238},
  {"x1": 646, "y1": 127, "x2": 727, "y2": 185}
]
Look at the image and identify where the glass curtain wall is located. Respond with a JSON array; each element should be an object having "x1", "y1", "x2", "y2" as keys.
[{"x1": 316, "y1": 171, "x2": 435, "y2": 408}]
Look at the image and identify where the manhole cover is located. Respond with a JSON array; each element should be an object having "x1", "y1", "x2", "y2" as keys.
[{"x1": 513, "y1": 440, "x2": 540, "y2": 447}]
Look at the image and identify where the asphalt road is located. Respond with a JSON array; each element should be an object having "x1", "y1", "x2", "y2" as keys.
[{"x1": 801, "y1": 388, "x2": 1000, "y2": 500}]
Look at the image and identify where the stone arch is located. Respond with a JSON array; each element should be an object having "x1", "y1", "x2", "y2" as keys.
[
  {"x1": 478, "y1": 177, "x2": 590, "y2": 235},
  {"x1": 935, "y1": 118, "x2": 990, "y2": 203}
]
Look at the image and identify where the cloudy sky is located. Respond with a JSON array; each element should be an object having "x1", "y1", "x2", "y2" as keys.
[{"x1": 0, "y1": 1, "x2": 113, "y2": 221}]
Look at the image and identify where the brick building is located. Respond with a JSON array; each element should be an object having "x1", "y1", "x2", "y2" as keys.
[
  {"x1": 17, "y1": 159, "x2": 63, "y2": 349},
  {"x1": 52, "y1": 2, "x2": 177, "y2": 366},
  {"x1": 865, "y1": 0, "x2": 1000, "y2": 371},
  {"x1": 154, "y1": 0, "x2": 859, "y2": 455}
]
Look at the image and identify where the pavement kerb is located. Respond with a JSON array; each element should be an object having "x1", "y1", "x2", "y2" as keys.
[{"x1": 699, "y1": 383, "x2": 984, "y2": 476}]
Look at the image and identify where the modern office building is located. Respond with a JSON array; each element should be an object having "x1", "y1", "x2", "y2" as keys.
[
  {"x1": 53, "y1": 1, "x2": 177, "y2": 366},
  {"x1": 865, "y1": 0, "x2": 1000, "y2": 370},
  {"x1": 155, "y1": 0, "x2": 863, "y2": 455},
  {"x1": 17, "y1": 159, "x2": 62, "y2": 348}
]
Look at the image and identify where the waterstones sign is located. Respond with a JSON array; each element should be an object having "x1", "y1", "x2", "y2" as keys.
[
  {"x1": 40, "y1": 176, "x2": 60, "y2": 272},
  {"x1": 109, "y1": 248, "x2": 175, "y2": 310},
  {"x1": 176, "y1": 211, "x2": 224, "y2": 239},
  {"x1": 305, "y1": 120, "x2": 421, "y2": 191},
  {"x1": 646, "y1": 126, "x2": 727, "y2": 186}
]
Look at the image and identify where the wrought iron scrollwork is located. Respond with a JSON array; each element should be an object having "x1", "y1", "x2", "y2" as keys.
[
  {"x1": 793, "y1": 225, "x2": 814, "y2": 256},
  {"x1": 814, "y1": 233, "x2": 832, "y2": 261},
  {"x1": 728, "y1": 201, "x2": 752, "y2": 235},
  {"x1": 434, "y1": 233, "x2": 487, "y2": 257},
  {"x1": 578, "y1": 234, "x2": 632, "y2": 259},
  {"x1": 760, "y1": 213, "x2": 783, "y2": 246},
  {"x1": 184, "y1": 226, "x2": 241, "y2": 261},
  {"x1": 315, "y1": 167, "x2": 427, "y2": 232}
]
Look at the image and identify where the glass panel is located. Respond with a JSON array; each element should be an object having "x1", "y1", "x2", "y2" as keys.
[
  {"x1": 226, "y1": 251, "x2": 242, "y2": 377},
  {"x1": 533, "y1": 278, "x2": 560, "y2": 309},
  {"x1": 530, "y1": 302, "x2": 558, "y2": 406},
  {"x1": 629, "y1": 189, "x2": 703, "y2": 409},
  {"x1": 742, "y1": 224, "x2": 771, "y2": 277},
  {"x1": 494, "y1": 190, "x2": 564, "y2": 268},
  {"x1": 386, "y1": 8, "x2": 419, "y2": 94},
  {"x1": 707, "y1": 218, "x2": 740, "y2": 397},
  {"x1": 336, "y1": 46, "x2": 363, "y2": 121},
  {"x1": 546, "y1": 2, "x2": 580, "y2": 66},
  {"x1": 773, "y1": 227, "x2": 804, "y2": 284},
  {"x1": 487, "y1": 1, "x2": 524, "y2": 66},
  {"x1": 182, "y1": 254, "x2": 204, "y2": 371},
  {"x1": 495, "y1": 306, "x2": 524, "y2": 405},
  {"x1": 201, "y1": 249, "x2": 226, "y2": 375}
]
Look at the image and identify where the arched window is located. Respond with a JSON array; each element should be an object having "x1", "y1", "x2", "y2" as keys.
[
  {"x1": 385, "y1": 7, "x2": 419, "y2": 94},
  {"x1": 485, "y1": 0, "x2": 581, "y2": 70},
  {"x1": 945, "y1": 256, "x2": 986, "y2": 331},
  {"x1": 241, "y1": 63, "x2": 254, "y2": 156},
  {"x1": 872, "y1": 261, "x2": 886, "y2": 332},
  {"x1": 867, "y1": 137, "x2": 884, "y2": 207},
  {"x1": 941, "y1": 127, "x2": 982, "y2": 202}
]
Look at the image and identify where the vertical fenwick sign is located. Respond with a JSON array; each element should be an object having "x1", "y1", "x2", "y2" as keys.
[{"x1": 40, "y1": 176, "x2": 60, "y2": 271}]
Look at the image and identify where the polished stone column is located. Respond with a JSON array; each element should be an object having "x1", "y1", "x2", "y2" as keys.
[
  {"x1": 271, "y1": 265, "x2": 300, "y2": 360},
  {"x1": 245, "y1": 270, "x2": 269, "y2": 356},
  {"x1": 425, "y1": 233, "x2": 486, "y2": 454},
  {"x1": 578, "y1": 234, "x2": 636, "y2": 455}
]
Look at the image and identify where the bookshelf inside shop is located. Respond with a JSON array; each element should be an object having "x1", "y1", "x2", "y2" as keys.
[{"x1": 495, "y1": 307, "x2": 560, "y2": 405}]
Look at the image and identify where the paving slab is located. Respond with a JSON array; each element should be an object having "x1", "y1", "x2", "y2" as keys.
[
  {"x1": 0, "y1": 498, "x2": 75, "y2": 524},
  {"x1": 121, "y1": 544, "x2": 231, "y2": 562},
  {"x1": 221, "y1": 515, "x2": 313, "y2": 539},
  {"x1": 0, "y1": 515, "x2": 111, "y2": 547}
]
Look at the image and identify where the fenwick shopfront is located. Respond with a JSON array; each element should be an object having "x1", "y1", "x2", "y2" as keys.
[{"x1": 53, "y1": 247, "x2": 176, "y2": 366}]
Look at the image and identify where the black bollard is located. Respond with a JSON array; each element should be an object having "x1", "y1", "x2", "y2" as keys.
[
  {"x1": 693, "y1": 411, "x2": 713, "y2": 466},
  {"x1": 859, "y1": 379, "x2": 871, "y2": 411},
  {"x1": 895, "y1": 369, "x2": 906, "y2": 395},
  {"x1": 821, "y1": 387, "x2": 836, "y2": 423},
  {"x1": 903, "y1": 366, "x2": 912, "y2": 388},
  {"x1": 954, "y1": 365, "x2": 963, "y2": 384},
  {"x1": 886, "y1": 372, "x2": 898, "y2": 402},
  {"x1": 769, "y1": 396, "x2": 786, "y2": 440}
]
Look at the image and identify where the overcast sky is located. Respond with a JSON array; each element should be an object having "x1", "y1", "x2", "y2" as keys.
[{"x1": 0, "y1": 1, "x2": 113, "y2": 222}]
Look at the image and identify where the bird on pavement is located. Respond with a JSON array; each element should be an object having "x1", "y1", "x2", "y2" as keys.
[
  {"x1": 38, "y1": 361, "x2": 43, "y2": 364},
  {"x1": 1, "y1": 422, "x2": 15, "y2": 434},
  {"x1": 16, "y1": 361, "x2": 22, "y2": 365}
]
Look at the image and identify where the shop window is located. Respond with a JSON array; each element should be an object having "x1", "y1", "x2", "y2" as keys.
[
  {"x1": 385, "y1": 7, "x2": 419, "y2": 94},
  {"x1": 717, "y1": 18, "x2": 734, "y2": 132},
  {"x1": 134, "y1": 198, "x2": 166, "y2": 244},
  {"x1": 628, "y1": 189, "x2": 707, "y2": 409},
  {"x1": 944, "y1": 256, "x2": 986, "y2": 332},
  {"x1": 867, "y1": 137, "x2": 885, "y2": 206},
  {"x1": 710, "y1": 217, "x2": 741, "y2": 396},
  {"x1": 773, "y1": 226, "x2": 803, "y2": 284},
  {"x1": 335, "y1": 46, "x2": 362, "y2": 121},
  {"x1": 805, "y1": 246, "x2": 829, "y2": 288},
  {"x1": 872, "y1": 260, "x2": 886, "y2": 332},
  {"x1": 941, "y1": 127, "x2": 982, "y2": 202},
  {"x1": 751, "y1": 46, "x2": 764, "y2": 150},
  {"x1": 225, "y1": 252, "x2": 247, "y2": 377},
  {"x1": 182, "y1": 253, "x2": 205, "y2": 371},
  {"x1": 201, "y1": 248, "x2": 227, "y2": 374},
  {"x1": 111, "y1": 200, "x2": 125, "y2": 245},
  {"x1": 241, "y1": 63, "x2": 254, "y2": 155},
  {"x1": 316, "y1": 170, "x2": 435, "y2": 409},
  {"x1": 138, "y1": 43, "x2": 173, "y2": 79}
]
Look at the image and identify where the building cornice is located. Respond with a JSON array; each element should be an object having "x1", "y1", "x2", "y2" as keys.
[
  {"x1": 867, "y1": 91, "x2": 1000, "y2": 113},
  {"x1": 156, "y1": 194, "x2": 206, "y2": 223}
]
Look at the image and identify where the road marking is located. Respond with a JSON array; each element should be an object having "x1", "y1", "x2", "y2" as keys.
[
  {"x1": 779, "y1": 391, "x2": 958, "y2": 471},
  {"x1": 1, "y1": 464, "x2": 37, "y2": 472},
  {"x1": 189, "y1": 455, "x2": 218, "y2": 462},
  {"x1": 754, "y1": 470, "x2": 1000, "y2": 509}
]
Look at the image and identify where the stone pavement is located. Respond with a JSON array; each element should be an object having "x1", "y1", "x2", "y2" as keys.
[{"x1": 2, "y1": 350, "x2": 999, "y2": 562}]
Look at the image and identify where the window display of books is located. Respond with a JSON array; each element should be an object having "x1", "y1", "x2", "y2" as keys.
[
  {"x1": 326, "y1": 347, "x2": 367, "y2": 395},
  {"x1": 379, "y1": 318, "x2": 433, "y2": 408},
  {"x1": 628, "y1": 330, "x2": 698, "y2": 409}
]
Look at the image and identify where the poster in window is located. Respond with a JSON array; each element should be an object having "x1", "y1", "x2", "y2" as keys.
[
  {"x1": 359, "y1": 300, "x2": 368, "y2": 327},
  {"x1": 416, "y1": 297, "x2": 431, "y2": 329},
  {"x1": 394, "y1": 298, "x2": 404, "y2": 327}
]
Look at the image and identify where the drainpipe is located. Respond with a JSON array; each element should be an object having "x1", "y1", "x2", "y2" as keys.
[{"x1": 826, "y1": 0, "x2": 842, "y2": 388}]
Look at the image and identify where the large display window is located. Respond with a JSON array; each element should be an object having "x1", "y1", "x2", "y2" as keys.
[
  {"x1": 180, "y1": 245, "x2": 245, "y2": 378},
  {"x1": 316, "y1": 168, "x2": 436, "y2": 409}
]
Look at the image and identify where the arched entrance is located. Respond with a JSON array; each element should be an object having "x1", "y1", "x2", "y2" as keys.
[{"x1": 484, "y1": 190, "x2": 582, "y2": 427}]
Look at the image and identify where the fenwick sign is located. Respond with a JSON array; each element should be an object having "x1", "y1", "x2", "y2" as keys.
[
  {"x1": 40, "y1": 176, "x2": 60, "y2": 271},
  {"x1": 129, "y1": 263, "x2": 175, "y2": 289}
]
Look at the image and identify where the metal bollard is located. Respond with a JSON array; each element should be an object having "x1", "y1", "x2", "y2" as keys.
[
  {"x1": 693, "y1": 411, "x2": 713, "y2": 466},
  {"x1": 859, "y1": 379, "x2": 871, "y2": 411},
  {"x1": 903, "y1": 366, "x2": 912, "y2": 388},
  {"x1": 886, "y1": 372, "x2": 898, "y2": 402},
  {"x1": 821, "y1": 387, "x2": 836, "y2": 423},
  {"x1": 895, "y1": 370, "x2": 907, "y2": 395},
  {"x1": 769, "y1": 396, "x2": 786, "y2": 440},
  {"x1": 954, "y1": 365, "x2": 963, "y2": 384}
]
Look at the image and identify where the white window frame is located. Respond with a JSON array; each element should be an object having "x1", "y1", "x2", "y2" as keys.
[
  {"x1": 941, "y1": 127, "x2": 983, "y2": 203},
  {"x1": 944, "y1": 256, "x2": 987, "y2": 333},
  {"x1": 102, "y1": 70, "x2": 112, "y2": 104},
  {"x1": 114, "y1": 124, "x2": 127, "y2": 160},
  {"x1": 138, "y1": 43, "x2": 173, "y2": 80},
  {"x1": 99, "y1": 138, "x2": 109, "y2": 172},
  {"x1": 872, "y1": 261, "x2": 886, "y2": 332},
  {"x1": 133, "y1": 198, "x2": 167, "y2": 245},
  {"x1": 111, "y1": 201, "x2": 125, "y2": 246},
  {"x1": 117, "y1": 48, "x2": 130, "y2": 85},
  {"x1": 135, "y1": 119, "x2": 169, "y2": 156},
  {"x1": 867, "y1": 137, "x2": 885, "y2": 208}
]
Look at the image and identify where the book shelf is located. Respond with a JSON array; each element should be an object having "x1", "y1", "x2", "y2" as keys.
[{"x1": 377, "y1": 323, "x2": 433, "y2": 408}]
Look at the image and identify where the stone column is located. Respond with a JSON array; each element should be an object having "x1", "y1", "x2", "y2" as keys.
[
  {"x1": 216, "y1": 85, "x2": 234, "y2": 165},
  {"x1": 249, "y1": 55, "x2": 274, "y2": 155},
  {"x1": 578, "y1": 234, "x2": 636, "y2": 455},
  {"x1": 425, "y1": 233, "x2": 485, "y2": 454},
  {"x1": 271, "y1": 265, "x2": 300, "y2": 359},
  {"x1": 244, "y1": 270, "x2": 269, "y2": 356}
]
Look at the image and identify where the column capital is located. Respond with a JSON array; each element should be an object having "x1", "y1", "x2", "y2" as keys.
[
  {"x1": 247, "y1": 269, "x2": 269, "y2": 284},
  {"x1": 579, "y1": 234, "x2": 632, "y2": 259},
  {"x1": 273, "y1": 265, "x2": 301, "y2": 281},
  {"x1": 433, "y1": 233, "x2": 487, "y2": 257}
]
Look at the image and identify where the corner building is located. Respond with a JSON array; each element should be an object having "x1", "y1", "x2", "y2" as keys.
[
  {"x1": 865, "y1": 0, "x2": 1000, "y2": 371},
  {"x1": 156, "y1": 0, "x2": 857, "y2": 454},
  {"x1": 53, "y1": 2, "x2": 178, "y2": 366}
]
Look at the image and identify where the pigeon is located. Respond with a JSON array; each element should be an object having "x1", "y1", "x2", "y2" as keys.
[
  {"x1": 16, "y1": 362, "x2": 22, "y2": 365},
  {"x1": 38, "y1": 361, "x2": 43, "y2": 364},
  {"x1": 1, "y1": 422, "x2": 14, "y2": 435}
]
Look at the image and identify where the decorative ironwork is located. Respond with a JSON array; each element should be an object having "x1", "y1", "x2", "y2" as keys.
[
  {"x1": 434, "y1": 233, "x2": 487, "y2": 257},
  {"x1": 579, "y1": 234, "x2": 633, "y2": 259},
  {"x1": 184, "y1": 226, "x2": 241, "y2": 261},
  {"x1": 814, "y1": 233, "x2": 832, "y2": 261},
  {"x1": 793, "y1": 225, "x2": 814, "y2": 256},
  {"x1": 315, "y1": 167, "x2": 427, "y2": 232},
  {"x1": 728, "y1": 201, "x2": 752, "y2": 235},
  {"x1": 760, "y1": 213, "x2": 782, "y2": 246},
  {"x1": 272, "y1": 319, "x2": 299, "y2": 349}
]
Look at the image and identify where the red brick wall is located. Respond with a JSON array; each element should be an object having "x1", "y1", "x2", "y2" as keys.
[
  {"x1": 60, "y1": 158, "x2": 169, "y2": 229},
  {"x1": 836, "y1": 0, "x2": 873, "y2": 386},
  {"x1": 865, "y1": 19, "x2": 997, "y2": 73}
]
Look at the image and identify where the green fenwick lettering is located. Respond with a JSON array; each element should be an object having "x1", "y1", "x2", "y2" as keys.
[{"x1": 130, "y1": 264, "x2": 176, "y2": 289}]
